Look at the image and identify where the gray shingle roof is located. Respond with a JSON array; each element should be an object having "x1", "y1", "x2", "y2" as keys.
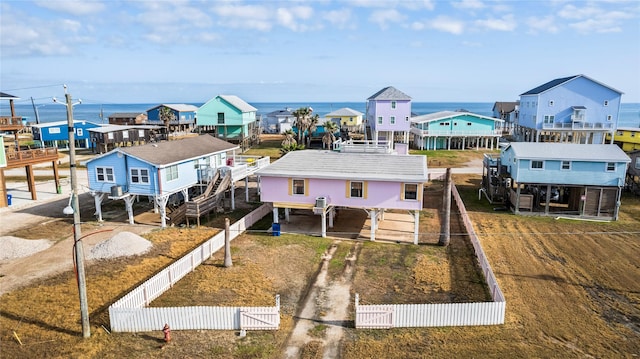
[
  {"x1": 119, "y1": 135, "x2": 239, "y2": 166},
  {"x1": 147, "y1": 104, "x2": 199, "y2": 112},
  {"x1": 367, "y1": 86, "x2": 412, "y2": 101},
  {"x1": 257, "y1": 150, "x2": 428, "y2": 182},
  {"x1": 520, "y1": 74, "x2": 623, "y2": 96},
  {"x1": 505, "y1": 143, "x2": 630, "y2": 162},
  {"x1": 325, "y1": 107, "x2": 364, "y2": 117},
  {"x1": 218, "y1": 95, "x2": 257, "y2": 113}
]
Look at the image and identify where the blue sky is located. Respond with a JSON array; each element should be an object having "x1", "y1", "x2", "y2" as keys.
[{"x1": 1, "y1": 0, "x2": 639, "y2": 104}]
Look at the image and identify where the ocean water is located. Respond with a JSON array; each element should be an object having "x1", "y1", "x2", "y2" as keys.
[{"x1": 3, "y1": 101, "x2": 640, "y2": 128}]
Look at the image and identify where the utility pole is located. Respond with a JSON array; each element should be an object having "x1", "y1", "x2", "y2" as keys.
[{"x1": 59, "y1": 88, "x2": 91, "y2": 337}]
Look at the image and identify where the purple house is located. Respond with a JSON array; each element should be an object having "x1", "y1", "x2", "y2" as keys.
[
  {"x1": 366, "y1": 86, "x2": 412, "y2": 149},
  {"x1": 256, "y1": 150, "x2": 428, "y2": 242}
]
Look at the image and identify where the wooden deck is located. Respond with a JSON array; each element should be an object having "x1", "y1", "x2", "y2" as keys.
[{"x1": 5, "y1": 148, "x2": 59, "y2": 168}]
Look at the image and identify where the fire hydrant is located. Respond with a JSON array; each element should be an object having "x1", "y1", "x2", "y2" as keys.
[{"x1": 162, "y1": 323, "x2": 171, "y2": 343}]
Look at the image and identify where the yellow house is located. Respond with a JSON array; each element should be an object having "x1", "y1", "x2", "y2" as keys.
[
  {"x1": 607, "y1": 127, "x2": 640, "y2": 152},
  {"x1": 324, "y1": 108, "x2": 364, "y2": 129}
]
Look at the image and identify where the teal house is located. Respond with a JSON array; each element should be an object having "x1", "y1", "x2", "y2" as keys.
[
  {"x1": 410, "y1": 111, "x2": 503, "y2": 150},
  {"x1": 196, "y1": 95, "x2": 260, "y2": 150}
]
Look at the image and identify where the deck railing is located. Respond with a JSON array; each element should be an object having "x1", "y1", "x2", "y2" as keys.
[
  {"x1": 542, "y1": 122, "x2": 613, "y2": 130},
  {"x1": 0, "y1": 116, "x2": 23, "y2": 127},
  {"x1": 410, "y1": 128, "x2": 503, "y2": 137},
  {"x1": 5, "y1": 147, "x2": 59, "y2": 167}
]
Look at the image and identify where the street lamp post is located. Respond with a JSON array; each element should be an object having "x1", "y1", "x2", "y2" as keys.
[{"x1": 54, "y1": 87, "x2": 90, "y2": 338}]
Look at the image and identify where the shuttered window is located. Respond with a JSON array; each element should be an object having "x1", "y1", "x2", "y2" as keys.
[{"x1": 346, "y1": 181, "x2": 368, "y2": 199}]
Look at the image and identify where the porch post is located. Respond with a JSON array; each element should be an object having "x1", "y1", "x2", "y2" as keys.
[
  {"x1": 272, "y1": 207, "x2": 279, "y2": 224},
  {"x1": 91, "y1": 192, "x2": 106, "y2": 222},
  {"x1": 284, "y1": 207, "x2": 290, "y2": 222},
  {"x1": 328, "y1": 207, "x2": 334, "y2": 228},
  {"x1": 245, "y1": 177, "x2": 249, "y2": 202},
  {"x1": 124, "y1": 195, "x2": 136, "y2": 225},
  {"x1": 230, "y1": 182, "x2": 235, "y2": 210},
  {"x1": 155, "y1": 195, "x2": 170, "y2": 228},
  {"x1": 413, "y1": 210, "x2": 419, "y2": 245},
  {"x1": 181, "y1": 188, "x2": 189, "y2": 202},
  {"x1": 321, "y1": 210, "x2": 327, "y2": 238},
  {"x1": 369, "y1": 209, "x2": 376, "y2": 241}
]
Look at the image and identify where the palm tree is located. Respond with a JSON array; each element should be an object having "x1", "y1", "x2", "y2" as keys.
[
  {"x1": 322, "y1": 120, "x2": 338, "y2": 149},
  {"x1": 292, "y1": 107, "x2": 319, "y2": 145},
  {"x1": 281, "y1": 129, "x2": 297, "y2": 147},
  {"x1": 159, "y1": 106, "x2": 176, "y2": 140}
]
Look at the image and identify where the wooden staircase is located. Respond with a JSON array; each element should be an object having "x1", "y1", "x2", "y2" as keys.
[{"x1": 168, "y1": 169, "x2": 232, "y2": 226}]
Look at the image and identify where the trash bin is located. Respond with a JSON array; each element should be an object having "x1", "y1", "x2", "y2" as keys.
[
  {"x1": 6, "y1": 194, "x2": 12, "y2": 206},
  {"x1": 271, "y1": 223, "x2": 281, "y2": 237},
  {"x1": 56, "y1": 185, "x2": 62, "y2": 194}
]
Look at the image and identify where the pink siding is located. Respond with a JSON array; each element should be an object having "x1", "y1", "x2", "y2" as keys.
[{"x1": 260, "y1": 176, "x2": 423, "y2": 210}]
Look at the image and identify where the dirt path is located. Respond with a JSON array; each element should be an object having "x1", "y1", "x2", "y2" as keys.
[{"x1": 284, "y1": 240, "x2": 359, "y2": 358}]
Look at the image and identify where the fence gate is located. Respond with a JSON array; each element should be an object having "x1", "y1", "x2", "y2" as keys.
[
  {"x1": 240, "y1": 309, "x2": 280, "y2": 330},
  {"x1": 355, "y1": 294, "x2": 393, "y2": 329}
]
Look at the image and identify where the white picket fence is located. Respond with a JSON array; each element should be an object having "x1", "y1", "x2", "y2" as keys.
[
  {"x1": 109, "y1": 203, "x2": 278, "y2": 332},
  {"x1": 355, "y1": 182, "x2": 506, "y2": 328}
]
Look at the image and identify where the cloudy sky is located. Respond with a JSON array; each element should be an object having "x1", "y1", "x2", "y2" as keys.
[{"x1": 1, "y1": 0, "x2": 639, "y2": 105}]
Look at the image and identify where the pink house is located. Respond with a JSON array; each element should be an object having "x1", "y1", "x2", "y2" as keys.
[{"x1": 256, "y1": 150, "x2": 428, "y2": 242}]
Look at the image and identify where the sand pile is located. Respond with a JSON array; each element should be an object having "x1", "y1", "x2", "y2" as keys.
[
  {"x1": 0, "y1": 236, "x2": 54, "y2": 260},
  {"x1": 89, "y1": 231, "x2": 153, "y2": 260}
]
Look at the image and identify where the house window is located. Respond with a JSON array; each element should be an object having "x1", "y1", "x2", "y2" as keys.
[
  {"x1": 139, "y1": 129, "x2": 145, "y2": 137},
  {"x1": 108, "y1": 132, "x2": 114, "y2": 140},
  {"x1": 377, "y1": 116, "x2": 383, "y2": 125},
  {"x1": 405, "y1": 116, "x2": 409, "y2": 122},
  {"x1": 635, "y1": 157, "x2": 640, "y2": 170},
  {"x1": 217, "y1": 112, "x2": 225, "y2": 124},
  {"x1": 617, "y1": 131, "x2": 623, "y2": 136},
  {"x1": 561, "y1": 161, "x2": 571, "y2": 170},
  {"x1": 390, "y1": 116, "x2": 396, "y2": 124},
  {"x1": 292, "y1": 179, "x2": 305, "y2": 195},
  {"x1": 122, "y1": 130, "x2": 129, "y2": 139},
  {"x1": 48, "y1": 127, "x2": 61, "y2": 134},
  {"x1": 467, "y1": 122, "x2": 472, "y2": 126},
  {"x1": 531, "y1": 160, "x2": 544, "y2": 170},
  {"x1": 604, "y1": 100, "x2": 609, "y2": 106},
  {"x1": 549, "y1": 100, "x2": 554, "y2": 107},
  {"x1": 440, "y1": 123, "x2": 446, "y2": 126},
  {"x1": 166, "y1": 165, "x2": 178, "y2": 181},
  {"x1": 607, "y1": 115, "x2": 612, "y2": 122},
  {"x1": 454, "y1": 122, "x2": 458, "y2": 126},
  {"x1": 544, "y1": 115, "x2": 554, "y2": 124},
  {"x1": 632, "y1": 132, "x2": 636, "y2": 137},
  {"x1": 76, "y1": 128, "x2": 83, "y2": 136},
  {"x1": 391, "y1": 101, "x2": 396, "y2": 109},
  {"x1": 403, "y1": 183, "x2": 418, "y2": 200},
  {"x1": 130, "y1": 168, "x2": 149, "y2": 184},
  {"x1": 533, "y1": 115, "x2": 537, "y2": 122},
  {"x1": 606, "y1": 162, "x2": 615, "y2": 172},
  {"x1": 96, "y1": 167, "x2": 114, "y2": 183},
  {"x1": 350, "y1": 181, "x2": 364, "y2": 198}
]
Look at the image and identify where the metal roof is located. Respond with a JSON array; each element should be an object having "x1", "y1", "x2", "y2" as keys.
[
  {"x1": 325, "y1": 107, "x2": 363, "y2": 117},
  {"x1": 0, "y1": 92, "x2": 19, "y2": 100},
  {"x1": 87, "y1": 124, "x2": 162, "y2": 133},
  {"x1": 411, "y1": 110, "x2": 503, "y2": 124},
  {"x1": 118, "y1": 135, "x2": 239, "y2": 167},
  {"x1": 218, "y1": 95, "x2": 257, "y2": 113},
  {"x1": 108, "y1": 112, "x2": 146, "y2": 117},
  {"x1": 367, "y1": 86, "x2": 412, "y2": 101},
  {"x1": 256, "y1": 150, "x2": 428, "y2": 182},
  {"x1": 520, "y1": 74, "x2": 623, "y2": 96},
  {"x1": 505, "y1": 143, "x2": 630, "y2": 163},
  {"x1": 146, "y1": 104, "x2": 199, "y2": 112},
  {"x1": 31, "y1": 120, "x2": 100, "y2": 128}
]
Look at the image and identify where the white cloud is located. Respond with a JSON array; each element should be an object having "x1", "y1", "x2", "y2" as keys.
[
  {"x1": 452, "y1": 0, "x2": 485, "y2": 10},
  {"x1": 276, "y1": 6, "x2": 316, "y2": 31},
  {"x1": 323, "y1": 8, "x2": 355, "y2": 29},
  {"x1": 475, "y1": 14, "x2": 517, "y2": 31},
  {"x1": 411, "y1": 21, "x2": 426, "y2": 31},
  {"x1": 369, "y1": 9, "x2": 406, "y2": 29},
  {"x1": 429, "y1": 16, "x2": 465, "y2": 34},
  {"x1": 557, "y1": 4, "x2": 601, "y2": 20},
  {"x1": 526, "y1": 15, "x2": 559, "y2": 34},
  {"x1": 212, "y1": 4, "x2": 272, "y2": 31},
  {"x1": 566, "y1": 8, "x2": 635, "y2": 34},
  {"x1": 35, "y1": 0, "x2": 106, "y2": 16}
]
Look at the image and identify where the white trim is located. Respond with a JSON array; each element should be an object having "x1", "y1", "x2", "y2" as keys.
[
  {"x1": 96, "y1": 166, "x2": 115, "y2": 183},
  {"x1": 530, "y1": 160, "x2": 544, "y2": 170},
  {"x1": 130, "y1": 167, "x2": 150, "y2": 185}
]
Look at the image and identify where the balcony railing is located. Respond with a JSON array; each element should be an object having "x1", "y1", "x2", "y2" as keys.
[
  {"x1": 0, "y1": 116, "x2": 23, "y2": 127},
  {"x1": 5, "y1": 147, "x2": 59, "y2": 168},
  {"x1": 409, "y1": 128, "x2": 502, "y2": 137},
  {"x1": 541, "y1": 122, "x2": 613, "y2": 130}
]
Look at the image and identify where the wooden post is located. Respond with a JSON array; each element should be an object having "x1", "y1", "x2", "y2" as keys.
[
  {"x1": 224, "y1": 217, "x2": 233, "y2": 267},
  {"x1": 438, "y1": 168, "x2": 451, "y2": 246}
]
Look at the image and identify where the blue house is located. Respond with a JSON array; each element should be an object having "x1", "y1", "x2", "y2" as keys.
[
  {"x1": 146, "y1": 104, "x2": 198, "y2": 133},
  {"x1": 85, "y1": 135, "x2": 239, "y2": 227},
  {"x1": 410, "y1": 111, "x2": 503, "y2": 150},
  {"x1": 196, "y1": 95, "x2": 260, "y2": 150},
  {"x1": 495, "y1": 142, "x2": 630, "y2": 220},
  {"x1": 366, "y1": 86, "x2": 412, "y2": 148},
  {"x1": 31, "y1": 120, "x2": 100, "y2": 149},
  {"x1": 516, "y1": 74, "x2": 623, "y2": 144}
]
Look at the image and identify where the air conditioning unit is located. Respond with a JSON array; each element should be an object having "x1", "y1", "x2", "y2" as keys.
[
  {"x1": 504, "y1": 178, "x2": 512, "y2": 188},
  {"x1": 315, "y1": 196, "x2": 327, "y2": 208},
  {"x1": 110, "y1": 185, "x2": 123, "y2": 197}
]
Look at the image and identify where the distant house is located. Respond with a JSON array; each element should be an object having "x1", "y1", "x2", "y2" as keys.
[
  {"x1": 256, "y1": 150, "x2": 428, "y2": 241},
  {"x1": 492, "y1": 101, "x2": 519, "y2": 122},
  {"x1": 324, "y1": 107, "x2": 364, "y2": 132},
  {"x1": 366, "y1": 86, "x2": 412, "y2": 148},
  {"x1": 85, "y1": 135, "x2": 240, "y2": 228},
  {"x1": 262, "y1": 108, "x2": 295, "y2": 134},
  {"x1": 410, "y1": 111, "x2": 503, "y2": 150},
  {"x1": 607, "y1": 127, "x2": 640, "y2": 152},
  {"x1": 87, "y1": 124, "x2": 163, "y2": 154},
  {"x1": 146, "y1": 104, "x2": 197, "y2": 133},
  {"x1": 196, "y1": 95, "x2": 260, "y2": 150},
  {"x1": 516, "y1": 74, "x2": 623, "y2": 144},
  {"x1": 485, "y1": 143, "x2": 630, "y2": 220},
  {"x1": 31, "y1": 120, "x2": 100, "y2": 149},
  {"x1": 108, "y1": 112, "x2": 148, "y2": 125}
]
